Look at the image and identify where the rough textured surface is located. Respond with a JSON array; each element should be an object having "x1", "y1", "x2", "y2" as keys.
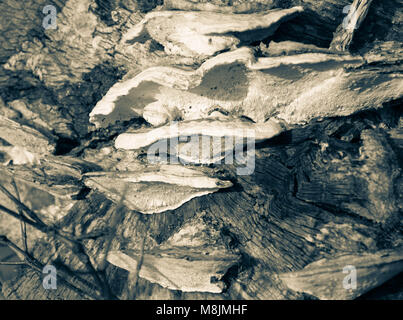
[
  {"x1": 122, "y1": 7, "x2": 304, "y2": 57},
  {"x1": 0, "y1": 0, "x2": 402, "y2": 301}
]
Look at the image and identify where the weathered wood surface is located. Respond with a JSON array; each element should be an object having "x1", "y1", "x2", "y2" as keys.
[{"x1": 0, "y1": 0, "x2": 402, "y2": 300}]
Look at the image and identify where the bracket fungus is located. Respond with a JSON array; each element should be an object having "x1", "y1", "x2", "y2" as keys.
[
  {"x1": 83, "y1": 165, "x2": 233, "y2": 214},
  {"x1": 114, "y1": 118, "x2": 284, "y2": 150},
  {"x1": 122, "y1": 7, "x2": 304, "y2": 57},
  {"x1": 90, "y1": 45, "x2": 402, "y2": 132},
  {"x1": 1, "y1": 0, "x2": 403, "y2": 301},
  {"x1": 280, "y1": 248, "x2": 403, "y2": 300},
  {"x1": 0, "y1": 115, "x2": 55, "y2": 156},
  {"x1": 107, "y1": 248, "x2": 239, "y2": 293},
  {"x1": 107, "y1": 214, "x2": 240, "y2": 293}
]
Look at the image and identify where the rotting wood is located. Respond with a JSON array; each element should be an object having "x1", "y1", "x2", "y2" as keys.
[{"x1": 0, "y1": 0, "x2": 402, "y2": 301}]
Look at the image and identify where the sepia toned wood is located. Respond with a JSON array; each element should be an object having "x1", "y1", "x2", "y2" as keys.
[
  {"x1": 5, "y1": 106, "x2": 403, "y2": 300},
  {"x1": 0, "y1": 0, "x2": 402, "y2": 301}
]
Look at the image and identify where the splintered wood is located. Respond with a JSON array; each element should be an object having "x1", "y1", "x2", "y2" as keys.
[{"x1": 330, "y1": 0, "x2": 374, "y2": 51}]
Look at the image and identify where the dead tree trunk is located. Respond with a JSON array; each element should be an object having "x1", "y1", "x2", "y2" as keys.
[{"x1": 0, "y1": 0, "x2": 402, "y2": 300}]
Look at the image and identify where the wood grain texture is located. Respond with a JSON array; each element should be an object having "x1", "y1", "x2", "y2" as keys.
[{"x1": 0, "y1": 0, "x2": 402, "y2": 300}]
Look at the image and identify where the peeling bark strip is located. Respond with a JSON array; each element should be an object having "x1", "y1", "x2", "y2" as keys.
[
  {"x1": 330, "y1": 0, "x2": 374, "y2": 51},
  {"x1": 280, "y1": 248, "x2": 403, "y2": 300}
]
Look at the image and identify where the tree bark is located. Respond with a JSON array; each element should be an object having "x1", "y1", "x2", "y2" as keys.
[{"x1": 0, "y1": 0, "x2": 402, "y2": 300}]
